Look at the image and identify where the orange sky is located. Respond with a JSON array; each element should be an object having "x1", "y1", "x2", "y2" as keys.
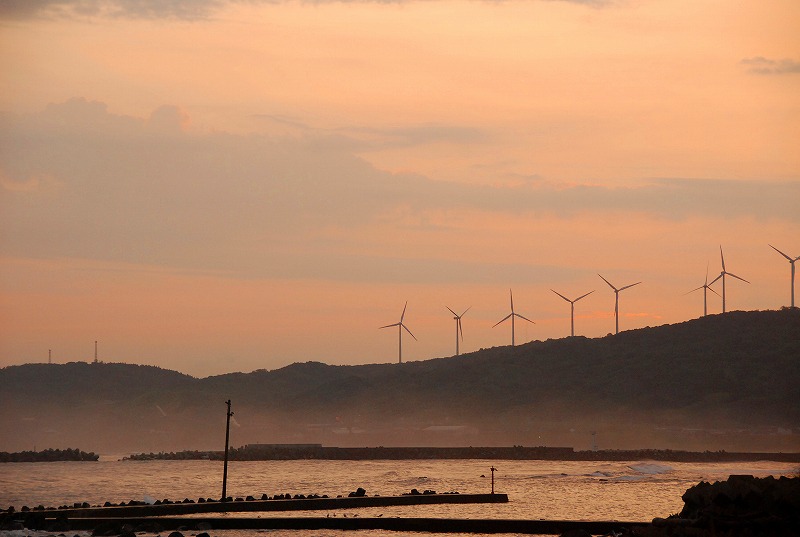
[{"x1": 1, "y1": 0, "x2": 798, "y2": 376}]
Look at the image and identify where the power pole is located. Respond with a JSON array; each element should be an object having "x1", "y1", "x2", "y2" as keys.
[
  {"x1": 490, "y1": 466, "x2": 496, "y2": 494},
  {"x1": 221, "y1": 400, "x2": 233, "y2": 502}
]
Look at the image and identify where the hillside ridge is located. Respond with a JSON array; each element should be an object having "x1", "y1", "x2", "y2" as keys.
[{"x1": 1, "y1": 309, "x2": 798, "y2": 453}]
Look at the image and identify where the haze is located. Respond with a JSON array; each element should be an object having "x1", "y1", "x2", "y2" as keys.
[{"x1": 1, "y1": 0, "x2": 798, "y2": 377}]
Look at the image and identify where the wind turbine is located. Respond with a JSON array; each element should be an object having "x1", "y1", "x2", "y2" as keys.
[
  {"x1": 709, "y1": 246, "x2": 749, "y2": 313},
  {"x1": 598, "y1": 274, "x2": 641, "y2": 335},
  {"x1": 380, "y1": 301, "x2": 417, "y2": 363},
  {"x1": 769, "y1": 244, "x2": 799, "y2": 308},
  {"x1": 493, "y1": 289, "x2": 534, "y2": 346},
  {"x1": 446, "y1": 306, "x2": 471, "y2": 356},
  {"x1": 551, "y1": 289, "x2": 594, "y2": 337},
  {"x1": 686, "y1": 263, "x2": 721, "y2": 317}
]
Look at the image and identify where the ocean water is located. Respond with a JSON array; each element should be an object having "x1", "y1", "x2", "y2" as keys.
[{"x1": 1, "y1": 458, "x2": 795, "y2": 537}]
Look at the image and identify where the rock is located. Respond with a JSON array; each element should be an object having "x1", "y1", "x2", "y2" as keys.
[{"x1": 119, "y1": 523, "x2": 136, "y2": 537}]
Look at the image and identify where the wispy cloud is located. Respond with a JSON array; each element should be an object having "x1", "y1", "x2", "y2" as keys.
[
  {"x1": 2, "y1": 98, "x2": 797, "y2": 282},
  {"x1": 0, "y1": 0, "x2": 610, "y2": 21},
  {"x1": 741, "y1": 57, "x2": 800, "y2": 75}
]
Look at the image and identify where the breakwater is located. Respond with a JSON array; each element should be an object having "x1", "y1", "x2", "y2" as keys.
[
  {"x1": 11, "y1": 493, "x2": 508, "y2": 518},
  {"x1": 124, "y1": 445, "x2": 800, "y2": 462},
  {"x1": 39, "y1": 517, "x2": 649, "y2": 535}
]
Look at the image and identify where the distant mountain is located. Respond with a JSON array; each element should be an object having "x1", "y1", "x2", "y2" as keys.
[{"x1": 1, "y1": 309, "x2": 798, "y2": 454}]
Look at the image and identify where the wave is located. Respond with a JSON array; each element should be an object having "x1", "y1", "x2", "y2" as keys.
[{"x1": 629, "y1": 463, "x2": 673, "y2": 475}]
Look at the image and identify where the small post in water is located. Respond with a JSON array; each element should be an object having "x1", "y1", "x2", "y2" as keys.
[
  {"x1": 490, "y1": 466, "x2": 496, "y2": 494},
  {"x1": 222, "y1": 399, "x2": 233, "y2": 502}
]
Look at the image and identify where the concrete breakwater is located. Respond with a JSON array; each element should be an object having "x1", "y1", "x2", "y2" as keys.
[
  {"x1": 40, "y1": 517, "x2": 649, "y2": 535},
  {"x1": 8, "y1": 493, "x2": 507, "y2": 519},
  {"x1": 124, "y1": 445, "x2": 800, "y2": 462}
]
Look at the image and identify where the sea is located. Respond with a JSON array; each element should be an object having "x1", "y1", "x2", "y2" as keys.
[{"x1": 1, "y1": 458, "x2": 796, "y2": 537}]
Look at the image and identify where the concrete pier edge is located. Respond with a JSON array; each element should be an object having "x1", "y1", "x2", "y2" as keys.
[{"x1": 50, "y1": 516, "x2": 650, "y2": 535}]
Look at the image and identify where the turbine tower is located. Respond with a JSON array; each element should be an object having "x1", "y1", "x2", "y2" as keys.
[
  {"x1": 446, "y1": 306, "x2": 470, "y2": 356},
  {"x1": 686, "y1": 263, "x2": 720, "y2": 317},
  {"x1": 493, "y1": 289, "x2": 534, "y2": 346},
  {"x1": 380, "y1": 301, "x2": 417, "y2": 363},
  {"x1": 709, "y1": 246, "x2": 749, "y2": 313},
  {"x1": 550, "y1": 289, "x2": 594, "y2": 337},
  {"x1": 769, "y1": 244, "x2": 799, "y2": 308},
  {"x1": 598, "y1": 274, "x2": 641, "y2": 335}
]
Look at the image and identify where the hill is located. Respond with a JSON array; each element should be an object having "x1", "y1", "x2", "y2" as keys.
[{"x1": 1, "y1": 309, "x2": 798, "y2": 454}]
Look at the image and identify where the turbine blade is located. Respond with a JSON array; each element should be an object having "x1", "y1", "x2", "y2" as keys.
[
  {"x1": 458, "y1": 318, "x2": 464, "y2": 341},
  {"x1": 769, "y1": 244, "x2": 793, "y2": 261},
  {"x1": 515, "y1": 313, "x2": 535, "y2": 324},
  {"x1": 619, "y1": 281, "x2": 642, "y2": 292},
  {"x1": 401, "y1": 301, "x2": 407, "y2": 322},
  {"x1": 380, "y1": 322, "x2": 400, "y2": 329},
  {"x1": 493, "y1": 313, "x2": 512, "y2": 327},
  {"x1": 709, "y1": 273, "x2": 723, "y2": 285},
  {"x1": 705, "y1": 262, "x2": 709, "y2": 285},
  {"x1": 685, "y1": 286, "x2": 704, "y2": 295},
  {"x1": 708, "y1": 286, "x2": 721, "y2": 298},
  {"x1": 402, "y1": 323, "x2": 417, "y2": 340},
  {"x1": 460, "y1": 306, "x2": 471, "y2": 317},
  {"x1": 509, "y1": 289, "x2": 514, "y2": 312},
  {"x1": 574, "y1": 290, "x2": 594, "y2": 302},
  {"x1": 598, "y1": 274, "x2": 617, "y2": 291},
  {"x1": 551, "y1": 289, "x2": 571, "y2": 303},
  {"x1": 446, "y1": 306, "x2": 458, "y2": 317},
  {"x1": 726, "y1": 271, "x2": 750, "y2": 284},
  {"x1": 720, "y1": 245, "x2": 726, "y2": 271}
]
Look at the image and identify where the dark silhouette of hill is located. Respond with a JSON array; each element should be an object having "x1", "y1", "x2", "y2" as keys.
[{"x1": 1, "y1": 309, "x2": 797, "y2": 453}]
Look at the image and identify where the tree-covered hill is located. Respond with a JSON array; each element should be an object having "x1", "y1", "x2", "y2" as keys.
[{"x1": 1, "y1": 309, "x2": 797, "y2": 453}]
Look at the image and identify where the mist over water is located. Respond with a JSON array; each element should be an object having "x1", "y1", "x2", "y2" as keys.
[{"x1": 1, "y1": 459, "x2": 794, "y2": 523}]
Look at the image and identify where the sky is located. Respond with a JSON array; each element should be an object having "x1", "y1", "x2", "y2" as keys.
[{"x1": 1, "y1": 0, "x2": 798, "y2": 378}]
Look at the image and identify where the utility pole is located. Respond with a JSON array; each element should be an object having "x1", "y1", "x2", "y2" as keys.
[
  {"x1": 48, "y1": 349, "x2": 51, "y2": 364},
  {"x1": 222, "y1": 400, "x2": 233, "y2": 502},
  {"x1": 490, "y1": 466, "x2": 496, "y2": 495}
]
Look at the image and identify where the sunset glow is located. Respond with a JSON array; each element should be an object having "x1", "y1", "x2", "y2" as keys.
[{"x1": 1, "y1": 0, "x2": 798, "y2": 376}]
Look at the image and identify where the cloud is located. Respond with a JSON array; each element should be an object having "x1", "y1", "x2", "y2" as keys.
[
  {"x1": 0, "y1": 0, "x2": 223, "y2": 20},
  {"x1": 1, "y1": 98, "x2": 797, "y2": 283},
  {"x1": 741, "y1": 57, "x2": 800, "y2": 75},
  {"x1": 0, "y1": 0, "x2": 610, "y2": 20}
]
